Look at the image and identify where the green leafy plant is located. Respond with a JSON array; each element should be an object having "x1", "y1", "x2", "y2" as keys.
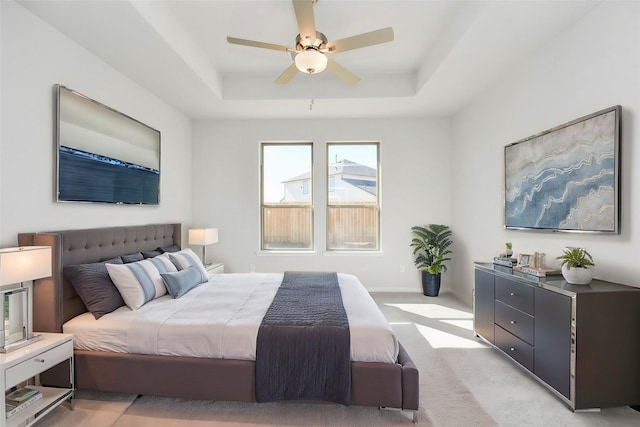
[
  {"x1": 410, "y1": 224, "x2": 453, "y2": 275},
  {"x1": 556, "y1": 247, "x2": 595, "y2": 269}
]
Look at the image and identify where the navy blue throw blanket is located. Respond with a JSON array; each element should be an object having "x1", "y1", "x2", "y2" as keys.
[{"x1": 255, "y1": 272, "x2": 351, "y2": 405}]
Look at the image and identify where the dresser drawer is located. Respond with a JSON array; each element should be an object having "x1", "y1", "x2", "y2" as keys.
[
  {"x1": 495, "y1": 325, "x2": 534, "y2": 372},
  {"x1": 5, "y1": 339, "x2": 73, "y2": 388},
  {"x1": 495, "y1": 300, "x2": 534, "y2": 345},
  {"x1": 495, "y1": 276, "x2": 534, "y2": 314}
]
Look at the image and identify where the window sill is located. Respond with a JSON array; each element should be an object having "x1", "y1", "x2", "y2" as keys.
[
  {"x1": 257, "y1": 250, "x2": 316, "y2": 256},
  {"x1": 256, "y1": 250, "x2": 384, "y2": 256},
  {"x1": 323, "y1": 250, "x2": 384, "y2": 256}
]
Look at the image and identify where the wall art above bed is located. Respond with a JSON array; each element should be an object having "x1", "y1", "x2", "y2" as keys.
[
  {"x1": 55, "y1": 85, "x2": 161, "y2": 205},
  {"x1": 504, "y1": 105, "x2": 620, "y2": 234}
]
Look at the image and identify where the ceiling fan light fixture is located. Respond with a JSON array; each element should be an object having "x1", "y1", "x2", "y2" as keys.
[{"x1": 295, "y1": 49, "x2": 327, "y2": 74}]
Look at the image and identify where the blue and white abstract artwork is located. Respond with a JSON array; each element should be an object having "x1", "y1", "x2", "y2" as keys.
[{"x1": 505, "y1": 107, "x2": 619, "y2": 232}]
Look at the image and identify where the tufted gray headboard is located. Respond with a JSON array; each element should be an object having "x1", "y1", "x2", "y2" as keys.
[{"x1": 18, "y1": 223, "x2": 181, "y2": 333}]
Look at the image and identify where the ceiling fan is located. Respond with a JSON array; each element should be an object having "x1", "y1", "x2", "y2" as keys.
[{"x1": 227, "y1": 0, "x2": 394, "y2": 85}]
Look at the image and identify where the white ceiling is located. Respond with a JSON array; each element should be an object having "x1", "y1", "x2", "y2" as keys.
[{"x1": 18, "y1": 0, "x2": 599, "y2": 120}]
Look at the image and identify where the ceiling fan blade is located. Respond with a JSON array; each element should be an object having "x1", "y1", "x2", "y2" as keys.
[
  {"x1": 275, "y1": 63, "x2": 299, "y2": 85},
  {"x1": 227, "y1": 36, "x2": 292, "y2": 52},
  {"x1": 326, "y1": 58, "x2": 360, "y2": 85},
  {"x1": 292, "y1": 0, "x2": 316, "y2": 45},
  {"x1": 326, "y1": 27, "x2": 394, "y2": 53}
]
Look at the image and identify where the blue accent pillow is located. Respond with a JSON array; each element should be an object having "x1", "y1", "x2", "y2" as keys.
[
  {"x1": 168, "y1": 249, "x2": 209, "y2": 279},
  {"x1": 161, "y1": 265, "x2": 207, "y2": 298}
]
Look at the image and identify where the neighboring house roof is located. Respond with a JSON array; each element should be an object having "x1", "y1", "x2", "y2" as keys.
[
  {"x1": 282, "y1": 171, "x2": 311, "y2": 183},
  {"x1": 329, "y1": 159, "x2": 376, "y2": 178},
  {"x1": 282, "y1": 160, "x2": 376, "y2": 183},
  {"x1": 343, "y1": 178, "x2": 377, "y2": 196}
]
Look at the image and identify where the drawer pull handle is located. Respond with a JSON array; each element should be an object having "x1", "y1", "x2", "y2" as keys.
[
  {"x1": 34, "y1": 358, "x2": 45, "y2": 363},
  {"x1": 510, "y1": 320, "x2": 516, "y2": 324},
  {"x1": 510, "y1": 347, "x2": 516, "y2": 352}
]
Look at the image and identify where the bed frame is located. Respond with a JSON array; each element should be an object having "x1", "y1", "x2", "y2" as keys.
[{"x1": 19, "y1": 224, "x2": 419, "y2": 421}]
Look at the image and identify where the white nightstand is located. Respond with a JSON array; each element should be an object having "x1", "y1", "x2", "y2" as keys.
[
  {"x1": 205, "y1": 262, "x2": 224, "y2": 276},
  {"x1": 0, "y1": 333, "x2": 74, "y2": 427}
]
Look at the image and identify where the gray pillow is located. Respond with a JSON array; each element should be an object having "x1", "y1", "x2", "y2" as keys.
[
  {"x1": 142, "y1": 250, "x2": 162, "y2": 259},
  {"x1": 157, "y1": 244, "x2": 181, "y2": 254},
  {"x1": 160, "y1": 265, "x2": 207, "y2": 298},
  {"x1": 64, "y1": 257, "x2": 125, "y2": 319},
  {"x1": 121, "y1": 252, "x2": 144, "y2": 263}
]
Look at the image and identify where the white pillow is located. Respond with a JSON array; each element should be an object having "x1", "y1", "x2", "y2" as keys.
[
  {"x1": 168, "y1": 248, "x2": 209, "y2": 279},
  {"x1": 106, "y1": 258, "x2": 174, "y2": 310}
]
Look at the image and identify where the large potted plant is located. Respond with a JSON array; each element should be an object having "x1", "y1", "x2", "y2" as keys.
[
  {"x1": 410, "y1": 224, "x2": 453, "y2": 296},
  {"x1": 556, "y1": 247, "x2": 595, "y2": 285}
]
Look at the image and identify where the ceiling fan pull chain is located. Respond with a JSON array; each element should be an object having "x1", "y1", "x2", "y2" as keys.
[{"x1": 309, "y1": 72, "x2": 315, "y2": 111}]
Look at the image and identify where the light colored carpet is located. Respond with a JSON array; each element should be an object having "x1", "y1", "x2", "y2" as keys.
[
  {"x1": 34, "y1": 292, "x2": 640, "y2": 426},
  {"x1": 34, "y1": 390, "x2": 136, "y2": 427}
]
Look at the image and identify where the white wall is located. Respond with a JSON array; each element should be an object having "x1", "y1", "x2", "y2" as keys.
[
  {"x1": 192, "y1": 118, "x2": 451, "y2": 292},
  {"x1": 0, "y1": 1, "x2": 192, "y2": 247},
  {"x1": 450, "y1": 1, "x2": 640, "y2": 305}
]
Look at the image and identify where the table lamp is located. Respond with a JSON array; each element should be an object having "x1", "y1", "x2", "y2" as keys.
[
  {"x1": 188, "y1": 228, "x2": 218, "y2": 266},
  {"x1": 0, "y1": 246, "x2": 52, "y2": 352}
]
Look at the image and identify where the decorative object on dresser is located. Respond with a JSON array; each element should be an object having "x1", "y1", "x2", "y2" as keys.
[
  {"x1": 474, "y1": 263, "x2": 640, "y2": 410},
  {"x1": 410, "y1": 224, "x2": 453, "y2": 297},
  {"x1": 188, "y1": 227, "x2": 219, "y2": 266},
  {"x1": 504, "y1": 105, "x2": 620, "y2": 234},
  {"x1": 504, "y1": 242, "x2": 513, "y2": 258},
  {"x1": 556, "y1": 247, "x2": 595, "y2": 285},
  {"x1": 0, "y1": 246, "x2": 52, "y2": 352},
  {"x1": 494, "y1": 243, "x2": 517, "y2": 268},
  {"x1": 513, "y1": 251, "x2": 559, "y2": 278}
]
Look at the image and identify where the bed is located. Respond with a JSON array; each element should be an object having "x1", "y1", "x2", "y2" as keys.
[{"x1": 18, "y1": 224, "x2": 419, "y2": 421}]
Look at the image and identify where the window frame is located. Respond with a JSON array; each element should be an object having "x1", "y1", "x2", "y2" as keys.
[
  {"x1": 260, "y1": 142, "x2": 314, "y2": 252},
  {"x1": 326, "y1": 141, "x2": 381, "y2": 252}
]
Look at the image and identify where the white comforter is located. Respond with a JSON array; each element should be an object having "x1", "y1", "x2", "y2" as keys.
[{"x1": 64, "y1": 273, "x2": 399, "y2": 363}]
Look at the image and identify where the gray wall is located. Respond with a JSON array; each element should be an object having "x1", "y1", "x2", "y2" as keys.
[
  {"x1": 0, "y1": 1, "x2": 192, "y2": 249},
  {"x1": 192, "y1": 118, "x2": 451, "y2": 292}
]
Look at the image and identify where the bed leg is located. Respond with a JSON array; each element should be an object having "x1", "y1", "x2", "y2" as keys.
[{"x1": 378, "y1": 407, "x2": 418, "y2": 423}]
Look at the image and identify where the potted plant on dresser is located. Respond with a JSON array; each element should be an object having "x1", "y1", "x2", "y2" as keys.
[
  {"x1": 556, "y1": 247, "x2": 595, "y2": 285},
  {"x1": 410, "y1": 224, "x2": 453, "y2": 296}
]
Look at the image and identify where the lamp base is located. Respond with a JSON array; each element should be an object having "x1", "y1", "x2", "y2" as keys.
[{"x1": 0, "y1": 333, "x2": 43, "y2": 353}]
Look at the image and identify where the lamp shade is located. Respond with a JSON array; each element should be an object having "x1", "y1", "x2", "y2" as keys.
[
  {"x1": 295, "y1": 50, "x2": 328, "y2": 74},
  {"x1": 188, "y1": 228, "x2": 219, "y2": 246},
  {"x1": 0, "y1": 246, "x2": 52, "y2": 286}
]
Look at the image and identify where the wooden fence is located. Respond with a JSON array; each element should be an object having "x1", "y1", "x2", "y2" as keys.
[{"x1": 262, "y1": 204, "x2": 378, "y2": 249}]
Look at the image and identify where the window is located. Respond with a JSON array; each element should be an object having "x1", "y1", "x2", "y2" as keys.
[
  {"x1": 327, "y1": 143, "x2": 380, "y2": 250},
  {"x1": 261, "y1": 143, "x2": 313, "y2": 250}
]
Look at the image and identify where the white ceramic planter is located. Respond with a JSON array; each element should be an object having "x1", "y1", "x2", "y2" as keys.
[{"x1": 561, "y1": 265, "x2": 593, "y2": 285}]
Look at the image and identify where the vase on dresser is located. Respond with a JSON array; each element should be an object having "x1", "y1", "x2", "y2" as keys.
[{"x1": 561, "y1": 265, "x2": 593, "y2": 285}]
